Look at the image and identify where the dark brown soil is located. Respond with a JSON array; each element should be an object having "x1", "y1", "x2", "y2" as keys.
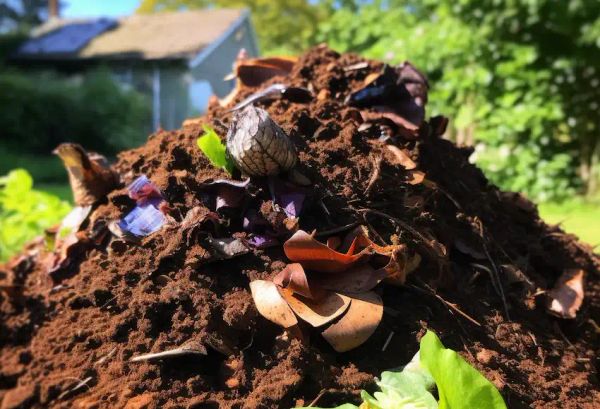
[{"x1": 1, "y1": 45, "x2": 599, "y2": 409}]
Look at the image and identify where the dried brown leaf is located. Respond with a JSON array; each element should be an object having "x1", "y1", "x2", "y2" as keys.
[
  {"x1": 405, "y1": 170, "x2": 426, "y2": 185},
  {"x1": 284, "y1": 230, "x2": 373, "y2": 273},
  {"x1": 321, "y1": 291, "x2": 383, "y2": 352},
  {"x1": 273, "y1": 263, "x2": 326, "y2": 300},
  {"x1": 547, "y1": 269, "x2": 584, "y2": 319},
  {"x1": 386, "y1": 145, "x2": 417, "y2": 170},
  {"x1": 53, "y1": 143, "x2": 117, "y2": 206},
  {"x1": 249, "y1": 280, "x2": 298, "y2": 328},
  {"x1": 280, "y1": 288, "x2": 351, "y2": 328},
  {"x1": 312, "y1": 263, "x2": 386, "y2": 293}
]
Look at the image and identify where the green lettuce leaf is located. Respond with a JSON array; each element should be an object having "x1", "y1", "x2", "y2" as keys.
[
  {"x1": 419, "y1": 331, "x2": 507, "y2": 409},
  {"x1": 196, "y1": 125, "x2": 234, "y2": 174},
  {"x1": 360, "y1": 351, "x2": 438, "y2": 409}
]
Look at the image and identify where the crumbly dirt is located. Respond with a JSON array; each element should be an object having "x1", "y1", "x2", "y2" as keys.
[{"x1": 1, "y1": 45, "x2": 599, "y2": 409}]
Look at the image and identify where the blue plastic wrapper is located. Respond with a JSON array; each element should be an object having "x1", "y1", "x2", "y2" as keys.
[{"x1": 118, "y1": 203, "x2": 165, "y2": 237}]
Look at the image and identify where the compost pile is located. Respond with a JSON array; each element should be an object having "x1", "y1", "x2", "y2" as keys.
[{"x1": 1, "y1": 46, "x2": 599, "y2": 409}]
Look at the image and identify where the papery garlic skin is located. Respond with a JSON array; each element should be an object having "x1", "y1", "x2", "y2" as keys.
[{"x1": 226, "y1": 105, "x2": 297, "y2": 176}]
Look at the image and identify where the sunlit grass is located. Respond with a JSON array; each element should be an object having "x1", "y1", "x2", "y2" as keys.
[{"x1": 539, "y1": 199, "x2": 600, "y2": 247}]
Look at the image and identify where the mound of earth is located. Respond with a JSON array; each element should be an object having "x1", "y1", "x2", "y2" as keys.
[{"x1": 1, "y1": 45, "x2": 598, "y2": 409}]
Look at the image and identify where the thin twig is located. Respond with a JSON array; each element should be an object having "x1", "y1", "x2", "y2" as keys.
[
  {"x1": 474, "y1": 218, "x2": 511, "y2": 321},
  {"x1": 410, "y1": 282, "x2": 482, "y2": 327},
  {"x1": 130, "y1": 345, "x2": 206, "y2": 362},
  {"x1": 357, "y1": 209, "x2": 430, "y2": 247},
  {"x1": 364, "y1": 154, "x2": 382, "y2": 195},
  {"x1": 308, "y1": 389, "x2": 327, "y2": 407},
  {"x1": 315, "y1": 222, "x2": 360, "y2": 237},
  {"x1": 57, "y1": 376, "x2": 93, "y2": 400},
  {"x1": 343, "y1": 61, "x2": 369, "y2": 71},
  {"x1": 357, "y1": 208, "x2": 445, "y2": 265},
  {"x1": 95, "y1": 347, "x2": 117, "y2": 366},
  {"x1": 361, "y1": 216, "x2": 387, "y2": 245},
  {"x1": 382, "y1": 331, "x2": 395, "y2": 352}
]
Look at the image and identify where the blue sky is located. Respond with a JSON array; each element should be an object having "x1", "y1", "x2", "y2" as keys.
[{"x1": 63, "y1": 0, "x2": 141, "y2": 18}]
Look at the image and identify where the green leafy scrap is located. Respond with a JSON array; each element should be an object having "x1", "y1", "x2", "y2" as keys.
[
  {"x1": 196, "y1": 125, "x2": 235, "y2": 174},
  {"x1": 361, "y1": 351, "x2": 438, "y2": 409},
  {"x1": 303, "y1": 331, "x2": 506, "y2": 409},
  {"x1": 420, "y1": 331, "x2": 506, "y2": 409}
]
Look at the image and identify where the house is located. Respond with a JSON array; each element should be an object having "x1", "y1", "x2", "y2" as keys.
[{"x1": 11, "y1": 9, "x2": 259, "y2": 131}]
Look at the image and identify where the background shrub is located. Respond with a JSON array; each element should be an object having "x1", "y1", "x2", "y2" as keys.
[
  {"x1": 0, "y1": 169, "x2": 71, "y2": 261},
  {"x1": 0, "y1": 68, "x2": 150, "y2": 155}
]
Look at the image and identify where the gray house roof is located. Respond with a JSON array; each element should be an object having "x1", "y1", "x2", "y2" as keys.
[{"x1": 14, "y1": 9, "x2": 254, "y2": 64}]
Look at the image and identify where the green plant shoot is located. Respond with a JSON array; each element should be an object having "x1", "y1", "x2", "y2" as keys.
[{"x1": 196, "y1": 125, "x2": 235, "y2": 174}]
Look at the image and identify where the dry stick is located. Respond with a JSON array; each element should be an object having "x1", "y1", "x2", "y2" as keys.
[
  {"x1": 357, "y1": 208, "x2": 443, "y2": 263},
  {"x1": 308, "y1": 389, "x2": 333, "y2": 407},
  {"x1": 382, "y1": 331, "x2": 395, "y2": 352},
  {"x1": 362, "y1": 215, "x2": 387, "y2": 246},
  {"x1": 94, "y1": 347, "x2": 117, "y2": 366},
  {"x1": 474, "y1": 218, "x2": 511, "y2": 321},
  {"x1": 364, "y1": 154, "x2": 383, "y2": 196},
  {"x1": 315, "y1": 222, "x2": 360, "y2": 237},
  {"x1": 57, "y1": 376, "x2": 93, "y2": 400},
  {"x1": 357, "y1": 209, "x2": 429, "y2": 245},
  {"x1": 410, "y1": 282, "x2": 482, "y2": 327},
  {"x1": 343, "y1": 61, "x2": 369, "y2": 71},
  {"x1": 130, "y1": 346, "x2": 206, "y2": 362}
]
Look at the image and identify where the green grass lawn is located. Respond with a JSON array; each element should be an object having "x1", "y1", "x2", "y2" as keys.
[{"x1": 538, "y1": 200, "x2": 600, "y2": 247}]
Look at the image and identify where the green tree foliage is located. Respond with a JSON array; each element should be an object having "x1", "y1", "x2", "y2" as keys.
[{"x1": 0, "y1": 169, "x2": 70, "y2": 261}]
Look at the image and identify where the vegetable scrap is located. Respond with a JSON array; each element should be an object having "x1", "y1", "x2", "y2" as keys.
[
  {"x1": 196, "y1": 125, "x2": 235, "y2": 174},
  {"x1": 199, "y1": 178, "x2": 251, "y2": 211},
  {"x1": 346, "y1": 63, "x2": 429, "y2": 139},
  {"x1": 226, "y1": 105, "x2": 298, "y2": 176}
]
